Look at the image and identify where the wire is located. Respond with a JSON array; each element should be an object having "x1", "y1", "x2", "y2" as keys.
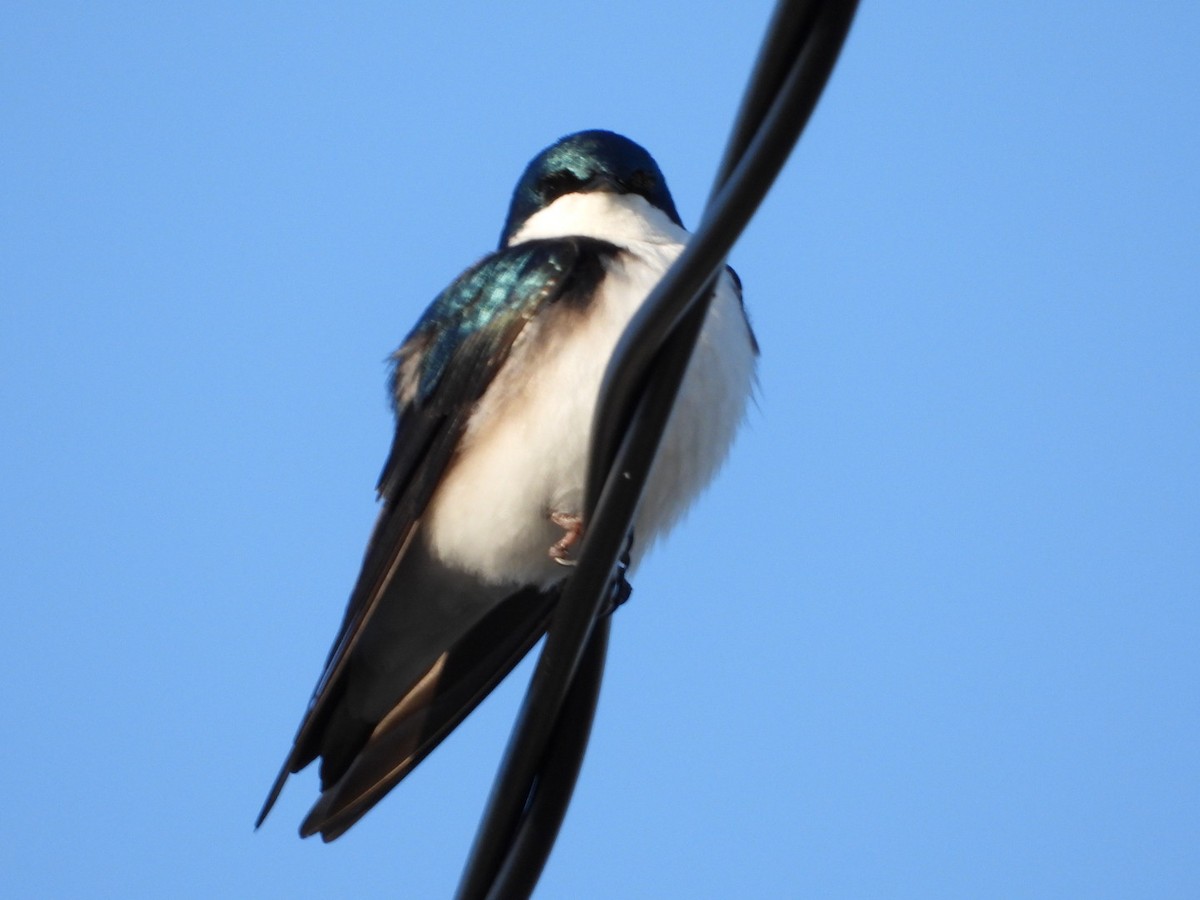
[{"x1": 455, "y1": 2, "x2": 860, "y2": 896}]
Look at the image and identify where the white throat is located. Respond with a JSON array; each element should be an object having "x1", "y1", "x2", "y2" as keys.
[
  {"x1": 507, "y1": 191, "x2": 690, "y2": 247},
  {"x1": 424, "y1": 183, "x2": 756, "y2": 589}
]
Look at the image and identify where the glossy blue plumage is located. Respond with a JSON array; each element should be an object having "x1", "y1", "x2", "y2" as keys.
[
  {"x1": 500, "y1": 129, "x2": 681, "y2": 245},
  {"x1": 391, "y1": 241, "x2": 575, "y2": 409}
]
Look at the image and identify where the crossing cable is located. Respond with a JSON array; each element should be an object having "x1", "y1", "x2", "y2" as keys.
[{"x1": 455, "y1": 2, "x2": 860, "y2": 896}]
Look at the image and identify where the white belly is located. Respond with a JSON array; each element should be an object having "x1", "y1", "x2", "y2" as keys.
[{"x1": 421, "y1": 236, "x2": 756, "y2": 590}]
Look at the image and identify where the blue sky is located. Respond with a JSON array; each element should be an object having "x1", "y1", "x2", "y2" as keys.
[{"x1": 3, "y1": 2, "x2": 1197, "y2": 897}]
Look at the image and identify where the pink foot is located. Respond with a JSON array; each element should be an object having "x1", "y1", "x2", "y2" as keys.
[{"x1": 549, "y1": 511, "x2": 584, "y2": 566}]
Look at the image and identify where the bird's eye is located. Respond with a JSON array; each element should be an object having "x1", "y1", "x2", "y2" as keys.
[{"x1": 541, "y1": 170, "x2": 585, "y2": 198}]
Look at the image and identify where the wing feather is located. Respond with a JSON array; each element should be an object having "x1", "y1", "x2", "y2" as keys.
[{"x1": 257, "y1": 238, "x2": 615, "y2": 829}]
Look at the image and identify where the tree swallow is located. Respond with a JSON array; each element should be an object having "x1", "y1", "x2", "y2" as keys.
[{"x1": 257, "y1": 129, "x2": 757, "y2": 841}]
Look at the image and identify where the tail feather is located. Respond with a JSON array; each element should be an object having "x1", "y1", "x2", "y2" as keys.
[{"x1": 300, "y1": 586, "x2": 557, "y2": 840}]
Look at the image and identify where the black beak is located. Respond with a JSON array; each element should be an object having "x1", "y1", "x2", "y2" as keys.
[{"x1": 583, "y1": 173, "x2": 624, "y2": 194}]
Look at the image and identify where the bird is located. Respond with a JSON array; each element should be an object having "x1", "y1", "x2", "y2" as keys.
[{"x1": 257, "y1": 129, "x2": 758, "y2": 841}]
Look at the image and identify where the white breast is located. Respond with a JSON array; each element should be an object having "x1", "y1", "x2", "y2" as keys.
[{"x1": 421, "y1": 192, "x2": 757, "y2": 589}]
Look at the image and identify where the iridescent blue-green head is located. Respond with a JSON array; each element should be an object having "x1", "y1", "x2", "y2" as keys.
[{"x1": 500, "y1": 130, "x2": 683, "y2": 246}]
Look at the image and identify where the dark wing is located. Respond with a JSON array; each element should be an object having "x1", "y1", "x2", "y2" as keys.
[
  {"x1": 257, "y1": 237, "x2": 617, "y2": 836},
  {"x1": 725, "y1": 264, "x2": 759, "y2": 355},
  {"x1": 300, "y1": 585, "x2": 558, "y2": 840}
]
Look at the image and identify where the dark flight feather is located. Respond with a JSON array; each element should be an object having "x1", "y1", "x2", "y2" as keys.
[{"x1": 257, "y1": 237, "x2": 619, "y2": 836}]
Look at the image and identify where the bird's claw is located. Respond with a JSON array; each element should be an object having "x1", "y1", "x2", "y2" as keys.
[{"x1": 548, "y1": 511, "x2": 583, "y2": 566}]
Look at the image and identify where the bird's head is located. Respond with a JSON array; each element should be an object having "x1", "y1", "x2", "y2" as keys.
[{"x1": 500, "y1": 130, "x2": 682, "y2": 246}]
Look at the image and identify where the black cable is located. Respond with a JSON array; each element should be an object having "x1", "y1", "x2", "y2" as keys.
[
  {"x1": 711, "y1": 0, "x2": 822, "y2": 191},
  {"x1": 455, "y1": 2, "x2": 859, "y2": 896},
  {"x1": 482, "y1": 616, "x2": 610, "y2": 900},
  {"x1": 591, "y1": 0, "x2": 860, "y2": 490}
]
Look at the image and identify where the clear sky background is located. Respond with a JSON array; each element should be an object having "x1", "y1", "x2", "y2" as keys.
[{"x1": 3, "y1": 3, "x2": 1197, "y2": 897}]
